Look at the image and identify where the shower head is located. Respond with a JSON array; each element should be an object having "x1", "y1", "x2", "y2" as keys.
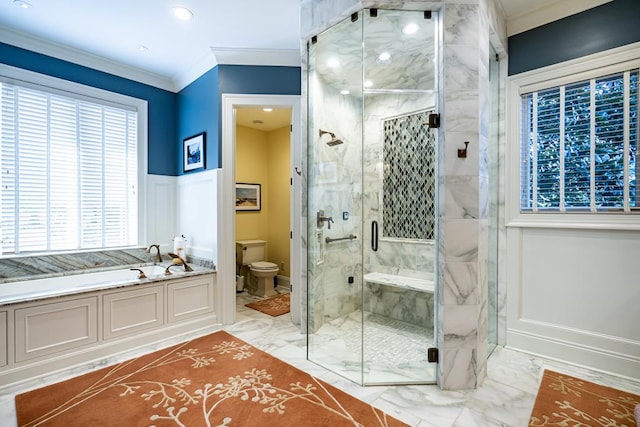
[{"x1": 319, "y1": 129, "x2": 344, "y2": 146}]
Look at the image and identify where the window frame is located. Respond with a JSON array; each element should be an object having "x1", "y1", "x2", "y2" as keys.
[
  {"x1": 506, "y1": 41, "x2": 640, "y2": 230},
  {"x1": 0, "y1": 63, "x2": 148, "y2": 256}
]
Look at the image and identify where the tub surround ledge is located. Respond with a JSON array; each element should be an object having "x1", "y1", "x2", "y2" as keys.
[
  {"x1": 0, "y1": 263, "x2": 215, "y2": 306},
  {"x1": 0, "y1": 248, "x2": 156, "y2": 282}
]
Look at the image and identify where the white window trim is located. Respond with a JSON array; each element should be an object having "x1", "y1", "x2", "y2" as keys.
[
  {"x1": 506, "y1": 41, "x2": 640, "y2": 231},
  {"x1": 0, "y1": 63, "x2": 148, "y2": 253}
]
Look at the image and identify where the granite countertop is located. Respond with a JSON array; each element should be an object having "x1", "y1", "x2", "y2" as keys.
[{"x1": 0, "y1": 263, "x2": 216, "y2": 306}]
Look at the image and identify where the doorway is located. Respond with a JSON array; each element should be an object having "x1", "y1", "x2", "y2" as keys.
[{"x1": 220, "y1": 94, "x2": 301, "y2": 326}]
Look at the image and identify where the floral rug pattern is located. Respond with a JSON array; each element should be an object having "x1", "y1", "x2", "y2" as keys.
[
  {"x1": 16, "y1": 331, "x2": 405, "y2": 426},
  {"x1": 529, "y1": 370, "x2": 640, "y2": 427},
  {"x1": 244, "y1": 293, "x2": 290, "y2": 316}
]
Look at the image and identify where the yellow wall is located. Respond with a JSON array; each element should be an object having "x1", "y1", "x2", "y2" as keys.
[
  {"x1": 235, "y1": 125, "x2": 290, "y2": 277},
  {"x1": 267, "y1": 126, "x2": 291, "y2": 277},
  {"x1": 236, "y1": 126, "x2": 269, "y2": 242}
]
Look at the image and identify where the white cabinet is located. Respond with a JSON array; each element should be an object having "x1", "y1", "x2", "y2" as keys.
[
  {"x1": 0, "y1": 311, "x2": 6, "y2": 367},
  {"x1": 103, "y1": 285, "x2": 164, "y2": 340},
  {"x1": 0, "y1": 272, "x2": 216, "y2": 388},
  {"x1": 14, "y1": 297, "x2": 97, "y2": 363},
  {"x1": 168, "y1": 276, "x2": 214, "y2": 323}
]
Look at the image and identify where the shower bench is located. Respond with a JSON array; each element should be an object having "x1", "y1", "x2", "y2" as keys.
[{"x1": 363, "y1": 272, "x2": 434, "y2": 294}]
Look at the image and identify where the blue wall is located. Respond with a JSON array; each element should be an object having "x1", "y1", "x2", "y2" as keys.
[
  {"x1": 508, "y1": 0, "x2": 640, "y2": 75},
  {"x1": 177, "y1": 67, "x2": 219, "y2": 174},
  {"x1": 0, "y1": 43, "x2": 178, "y2": 175},
  {"x1": 177, "y1": 64, "x2": 301, "y2": 170},
  {"x1": 1, "y1": 43, "x2": 302, "y2": 174}
]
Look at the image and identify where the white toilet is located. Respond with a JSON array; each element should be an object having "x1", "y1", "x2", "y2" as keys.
[{"x1": 236, "y1": 240, "x2": 279, "y2": 297}]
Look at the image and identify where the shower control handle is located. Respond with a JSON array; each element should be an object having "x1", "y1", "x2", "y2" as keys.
[
  {"x1": 317, "y1": 210, "x2": 334, "y2": 229},
  {"x1": 371, "y1": 220, "x2": 378, "y2": 252}
]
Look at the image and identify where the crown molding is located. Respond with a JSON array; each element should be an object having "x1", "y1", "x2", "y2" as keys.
[
  {"x1": 507, "y1": 0, "x2": 614, "y2": 36},
  {"x1": 172, "y1": 50, "x2": 219, "y2": 92},
  {"x1": 210, "y1": 47, "x2": 301, "y2": 67},
  {"x1": 0, "y1": 25, "x2": 175, "y2": 92}
]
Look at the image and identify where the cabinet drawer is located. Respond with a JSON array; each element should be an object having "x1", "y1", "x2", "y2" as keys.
[
  {"x1": 15, "y1": 297, "x2": 98, "y2": 363},
  {"x1": 103, "y1": 285, "x2": 163, "y2": 340},
  {"x1": 167, "y1": 275, "x2": 214, "y2": 323}
]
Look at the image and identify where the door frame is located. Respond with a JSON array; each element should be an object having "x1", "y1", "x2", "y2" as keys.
[{"x1": 220, "y1": 93, "x2": 302, "y2": 325}]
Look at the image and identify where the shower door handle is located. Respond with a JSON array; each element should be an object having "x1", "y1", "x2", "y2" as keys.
[{"x1": 371, "y1": 221, "x2": 378, "y2": 252}]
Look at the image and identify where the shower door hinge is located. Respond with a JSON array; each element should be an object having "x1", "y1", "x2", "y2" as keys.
[
  {"x1": 427, "y1": 347, "x2": 439, "y2": 363},
  {"x1": 428, "y1": 113, "x2": 440, "y2": 129}
]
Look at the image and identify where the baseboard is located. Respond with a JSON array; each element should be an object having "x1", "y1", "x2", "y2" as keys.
[
  {"x1": 507, "y1": 328, "x2": 640, "y2": 381},
  {"x1": 275, "y1": 274, "x2": 290, "y2": 290}
]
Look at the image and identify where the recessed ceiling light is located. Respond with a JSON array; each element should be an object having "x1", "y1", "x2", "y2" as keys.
[
  {"x1": 378, "y1": 52, "x2": 391, "y2": 62},
  {"x1": 13, "y1": 0, "x2": 33, "y2": 9},
  {"x1": 340, "y1": 90, "x2": 350, "y2": 95},
  {"x1": 403, "y1": 23, "x2": 419, "y2": 35},
  {"x1": 137, "y1": 45, "x2": 149, "y2": 52},
  {"x1": 327, "y1": 58, "x2": 340, "y2": 68},
  {"x1": 172, "y1": 6, "x2": 194, "y2": 21},
  {"x1": 263, "y1": 108, "x2": 273, "y2": 112},
  {"x1": 364, "y1": 80, "x2": 374, "y2": 88}
]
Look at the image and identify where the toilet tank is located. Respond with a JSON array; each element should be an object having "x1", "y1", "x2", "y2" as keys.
[{"x1": 236, "y1": 240, "x2": 267, "y2": 265}]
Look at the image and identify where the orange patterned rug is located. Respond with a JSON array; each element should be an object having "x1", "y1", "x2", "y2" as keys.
[
  {"x1": 16, "y1": 330, "x2": 405, "y2": 426},
  {"x1": 245, "y1": 293, "x2": 290, "y2": 316},
  {"x1": 529, "y1": 369, "x2": 640, "y2": 426}
]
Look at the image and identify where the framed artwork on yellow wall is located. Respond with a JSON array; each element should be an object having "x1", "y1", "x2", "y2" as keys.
[{"x1": 235, "y1": 183, "x2": 261, "y2": 211}]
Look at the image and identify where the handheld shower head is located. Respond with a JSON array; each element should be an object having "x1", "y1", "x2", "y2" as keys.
[{"x1": 319, "y1": 129, "x2": 344, "y2": 146}]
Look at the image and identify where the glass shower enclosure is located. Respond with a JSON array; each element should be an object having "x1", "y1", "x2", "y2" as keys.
[{"x1": 307, "y1": 8, "x2": 439, "y2": 385}]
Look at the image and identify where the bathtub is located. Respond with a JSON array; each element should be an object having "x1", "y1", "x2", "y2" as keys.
[
  {"x1": 0, "y1": 263, "x2": 217, "y2": 387},
  {"x1": 0, "y1": 264, "x2": 193, "y2": 306}
]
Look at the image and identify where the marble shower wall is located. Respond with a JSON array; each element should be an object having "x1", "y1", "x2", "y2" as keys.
[
  {"x1": 363, "y1": 92, "x2": 437, "y2": 328},
  {"x1": 436, "y1": 0, "x2": 493, "y2": 390},
  {"x1": 307, "y1": 70, "x2": 363, "y2": 333}
]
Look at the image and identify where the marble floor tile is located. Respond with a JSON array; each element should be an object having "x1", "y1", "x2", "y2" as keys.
[
  {"x1": 463, "y1": 378, "x2": 536, "y2": 427},
  {"x1": 486, "y1": 346, "x2": 543, "y2": 395},
  {"x1": 2, "y1": 289, "x2": 639, "y2": 427}
]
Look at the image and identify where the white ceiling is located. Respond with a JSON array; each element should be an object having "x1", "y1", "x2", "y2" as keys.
[
  {"x1": 0, "y1": 0, "x2": 301, "y2": 91},
  {"x1": 0, "y1": 0, "x2": 613, "y2": 93}
]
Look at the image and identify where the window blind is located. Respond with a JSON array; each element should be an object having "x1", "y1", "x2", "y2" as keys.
[
  {"x1": 0, "y1": 82, "x2": 138, "y2": 254},
  {"x1": 520, "y1": 70, "x2": 639, "y2": 212}
]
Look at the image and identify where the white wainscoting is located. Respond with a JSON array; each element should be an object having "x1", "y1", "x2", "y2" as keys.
[
  {"x1": 506, "y1": 227, "x2": 640, "y2": 379},
  {"x1": 176, "y1": 169, "x2": 219, "y2": 262},
  {"x1": 146, "y1": 174, "x2": 177, "y2": 253}
]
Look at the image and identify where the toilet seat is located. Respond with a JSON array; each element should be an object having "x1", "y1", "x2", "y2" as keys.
[{"x1": 250, "y1": 261, "x2": 278, "y2": 271}]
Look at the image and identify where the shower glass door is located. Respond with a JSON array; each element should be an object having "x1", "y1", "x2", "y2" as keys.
[{"x1": 307, "y1": 8, "x2": 438, "y2": 386}]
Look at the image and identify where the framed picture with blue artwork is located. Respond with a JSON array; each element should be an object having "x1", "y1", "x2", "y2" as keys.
[{"x1": 183, "y1": 132, "x2": 205, "y2": 172}]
